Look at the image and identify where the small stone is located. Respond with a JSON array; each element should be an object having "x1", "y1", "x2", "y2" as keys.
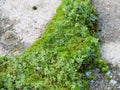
[
  {"x1": 110, "y1": 79, "x2": 117, "y2": 85},
  {"x1": 107, "y1": 87, "x2": 110, "y2": 90},
  {"x1": 86, "y1": 71, "x2": 91, "y2": 76},
  {"x1": 106, "y1": 71, "x2": 112, "y2": 75},
  {"x1": 90, "y1": 80, "x2": 95, "y2": 83},
  {"x1": 36, "y1": 66, "x2": 40, "y2": 70},
  {"x1": 96, "y1": 68, "x2": 100, "y2": 73},
  {"x1": 117, "y1": 85, "x2": 120, "y2": 89},
  {"x1": 36, "y1": 66, "x2": 41, "y2": 74}
]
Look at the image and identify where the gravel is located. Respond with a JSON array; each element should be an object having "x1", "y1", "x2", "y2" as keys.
[
  {"x1": 0, "y1": 0, "x2": 61, "y2": 56},
  {"x1": 87, "y1": 64, "x2": 120, "y2": 90}
]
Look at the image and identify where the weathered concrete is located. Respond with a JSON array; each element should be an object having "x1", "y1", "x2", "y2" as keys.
[
  {"x1": 92, "y1": 0, "x2": 120, "y2": 67},
  {"x1": 90, "y1": 0, "x2": 120, "y2": 89},
  {"x1": 0, "y1": 0, "x2": 61, "y2": 56}
]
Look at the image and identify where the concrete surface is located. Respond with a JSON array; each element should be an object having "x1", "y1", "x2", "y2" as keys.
[
  {"x1": 0, "y1": 0, "x2": 61, "y2": 56},
  {"x1": 92, "y1": 0, "x2": 120, "y2": 67}
]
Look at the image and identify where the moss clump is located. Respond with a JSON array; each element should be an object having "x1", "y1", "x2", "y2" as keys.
[
  {"x1": 105, "y1": 74, "x2": 111, "y2": 81},
  {"x1": 88, "y1": 75, "x2": 96, "y2": 80},
  {"x1": 0, "y1": 0, "x2": 108, "y2": 89},
  {"x1": 95, "y1": 59, "x2": 109, "y2": 73}
]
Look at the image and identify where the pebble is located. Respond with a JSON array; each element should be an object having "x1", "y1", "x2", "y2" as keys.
[
  {"x1": 36, "y1": 66, "x2": 41, "y2": 74},
  {"x1": 117, "y1": 85, "x2": 120, "y2": 89},
  {"x1": 110, "y1": 79, "x2": 117, "y2": 85},
  {"x1": 86, "y1": 71, "x2": 91, "y2": 76}
]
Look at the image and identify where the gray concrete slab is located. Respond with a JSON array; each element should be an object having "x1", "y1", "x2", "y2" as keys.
[
  {"x1": 0, "y1": 0, "x2": 61, "y2": 56},
  {"x1": 92, "y1": 0, "x2": 120, "y2": 67}
]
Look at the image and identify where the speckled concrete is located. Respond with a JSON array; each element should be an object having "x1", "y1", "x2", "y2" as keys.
[
  {"x1": 91, "y1": 0, "x2": 120, "y2": 67},
  {"x1": 91, "y1": 0, "x2": 120, "y2": 90},
  {"x1": 0, "y1": 0, "x2": 61, "y2": 56}
]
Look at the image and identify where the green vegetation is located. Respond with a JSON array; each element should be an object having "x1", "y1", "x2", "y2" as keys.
[{"x1": 0, "y1": 0, "x2": 108, "y2": 89}]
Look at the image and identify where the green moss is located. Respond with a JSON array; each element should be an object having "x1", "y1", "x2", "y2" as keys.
[
  {"x1": 95, "y1": 59, "x2": 109, "y2": 73},
  {"x1": 0, "y1": 0, "x2": 108, "y2": 89},
  {"x1": 105, "y1": 74, "x2": 111, "y2": 81},
  {"x1": 88, "y1": 75, "x2": 96, "y2": 80},
  {"x1": 101, "y1": 66, "x2": 109, "y2": 73}
]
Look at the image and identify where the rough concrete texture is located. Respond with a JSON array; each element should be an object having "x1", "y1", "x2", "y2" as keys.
[
  {"x1": 90, "y1": 1, "x2": 120, "y2": 89},
  {"x1": 0, "y1": 0, "x2": 61, "y2": 56},
  {"x1": 91, "y1": 0, "x2": 120, "y2": 67}
]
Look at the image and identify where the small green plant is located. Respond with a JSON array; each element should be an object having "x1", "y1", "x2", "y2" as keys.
[
  {"x1": 88, "y1": 75, "x2": 96, "y2": 80},
  {"x1": 105, "y1": 74, "x2": 111, "y2": 81},
  {"x1": 95, "y1": 59, "x2": 109, "y2": 73}
]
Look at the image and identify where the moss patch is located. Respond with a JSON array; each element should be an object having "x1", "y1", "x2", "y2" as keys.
[{"x1": 0, "y1": 0, "x2": 108, "y2": 89}]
